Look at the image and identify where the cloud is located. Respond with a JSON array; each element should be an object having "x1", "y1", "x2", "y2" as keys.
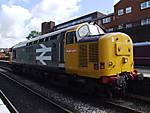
[
  {"x1": 25, "y1": 17, "x2": 43, "y2": 32},
  {"x1": 31, "y1": 0, "x2": 81, "y2": 23},
  {"x1": 0, "y1": 0, "x2": 81, "y2": 48},
  {"x1": 0, "y1": 4, "x2": 31, "y2": 47}
]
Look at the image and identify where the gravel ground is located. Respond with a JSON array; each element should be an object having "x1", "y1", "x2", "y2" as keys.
[
  {"x1": 0, "y1": 72, "x2": 67, "y2": 113},
  {"x1": 10, "y1": 75, "x2": 107, "y2": 113},
  {"x1": 1, "y1": 68, "x2": 147, "y2": 113},
  {"x1": 110, "y1": 97, "x2": 150, "y2": 113}
]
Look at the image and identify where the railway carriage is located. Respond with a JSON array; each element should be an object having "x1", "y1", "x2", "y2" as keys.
[
  {"x1": 12, "y1": 22, "x2": 143, "y2": 96},
  {"x1": 134, "y1": 42, "x2": 150, "y2": 66}
]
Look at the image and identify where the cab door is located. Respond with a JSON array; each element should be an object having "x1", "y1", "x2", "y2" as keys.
[{"x1": 64, "y1": 30, "x2": 78, "y2": 74}]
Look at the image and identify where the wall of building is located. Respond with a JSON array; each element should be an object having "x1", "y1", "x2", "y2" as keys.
[
  {"x1": 114, "y1": 0, "x2": 150, "y2": 27},
  {"x1": 41, "y1": 12, "x2": 106, "y2": 34},
  {"x1": 101, "y1": 13, "x2": 115, "y2": 31},
  {"x1": 101, "y1": 0, "x2": 150, "y2": 42},
  {"x1": 41, "y1": 0, "x2": 150, "y2": 42}
]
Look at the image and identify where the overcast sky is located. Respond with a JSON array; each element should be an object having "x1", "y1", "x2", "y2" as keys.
[{"x1": 0, "y1": 0, "x2": 120, "y2": 48}]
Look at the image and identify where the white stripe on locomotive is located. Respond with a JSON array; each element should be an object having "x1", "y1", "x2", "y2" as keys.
[{"x1": 36, "y1": 44, "x2": 52, "y2": 65}]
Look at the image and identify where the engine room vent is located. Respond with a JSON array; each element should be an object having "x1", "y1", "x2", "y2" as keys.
[
  {"x1": 79, "y1": 45, "x2": 88, "y2": 67},
  {"x1": 89, "y1": 43, "x2": 98, "y2": 63}
]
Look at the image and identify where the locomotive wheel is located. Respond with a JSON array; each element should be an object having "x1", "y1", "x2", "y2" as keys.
[
  {"x1": 116, "y1": 76, "x2": 126, "y2": 97},
  {"x1": 118, "y1": 82, "x2": 126, "y2": 97}
]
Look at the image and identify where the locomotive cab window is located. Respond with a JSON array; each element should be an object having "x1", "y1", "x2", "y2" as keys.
[{"x1": 66, "y1": 31, "x2": 77, "y2": 44}]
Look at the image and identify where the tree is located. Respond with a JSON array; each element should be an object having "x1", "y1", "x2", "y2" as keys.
[{"x1": 26, "y1": 30, "x2": 41, "y2": 40}]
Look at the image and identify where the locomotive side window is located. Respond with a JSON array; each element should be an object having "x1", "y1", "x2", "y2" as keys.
[
  {"x1": 45, "y1": 37, "x2": 49, "y2": 42},
  {"x1": 29, "y1": 42, "x2": 32, "y2": 46},
  {"x1": 39, "y1": 38, "x2": 44, "y2": 43},
  {"x1": 34, "y1": 40, "x2": 38, "y2": 44},
  {"x1": 50, "y1": 35, "x2": 58, "y2": 40},
  {"x1": 66, "y1": 31, "x2": 76, "y2": 44},
  {"x1": 26, "y1": 43, "x2": 29, "y2": 46}
]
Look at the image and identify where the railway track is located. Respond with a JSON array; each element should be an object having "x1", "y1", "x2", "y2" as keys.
[
  {"x1": 104, "y1": 93, "x2": 150, "y2": 113},
  {"x1": 127, "y1": 93, "x2": 150, "y2": 103},
  {"x1": 1, "y1": 66, "x2": 150, "y2": 113},
  {"x1": 0, "y1": 90, "x2": 19, "y2": 113},
  {"x1": 0, "y1": 71, "x2": 75, "y2": 113},
  {"x1": 105, "y1": 100, "x2": 143, "y2": 113}
]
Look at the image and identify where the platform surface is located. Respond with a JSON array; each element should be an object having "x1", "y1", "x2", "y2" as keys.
[
  {"x1": 137, "y1": 67, "x2": 150, "y2": 77},
  {"x1": 0, "y1": 98, "x2": 10, "y2": 113}
]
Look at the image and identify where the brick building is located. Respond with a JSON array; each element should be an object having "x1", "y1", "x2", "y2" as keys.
[
  {"x1": 101, "y1": 0, "x2": 150, "y2": 42},
  {"x1": 42, "y1": 0, "x2": 150, "y2": 42},
  {"x1": 41, "y1": 12, "x2": 106, "y2": 34}
]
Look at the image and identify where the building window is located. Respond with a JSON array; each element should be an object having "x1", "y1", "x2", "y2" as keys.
[
  {"x1": 118, "y1": 9, "x2": 124, "y2": 16},
  {"x1": 140, "y1": 1, "x2": 150, "y2": 10},
  {"x1": 98, "y1": 20, "x2": 102, "y2": 25},
  {"x1": 102, "y1": 17, "x2": 111, "y2": 24},
  {"x1": 126, "y1": 23, "x2": 132, "y2": 28},
  {"x1": 126, "y1": 7, "x2": 132, "y2": 14},
  {"x1": 118, "y1": 25, "x2": 123, "y2": 29},
  {"x1": 141, "y1": 18, "x2": 150, "y2": 26},
  {"x1": 107, "y1": 28, "x2": 113, "y2": 32}
]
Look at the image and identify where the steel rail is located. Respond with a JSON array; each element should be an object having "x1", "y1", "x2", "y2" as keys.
[
  {"x1": 127, "y1": 93, "x2": 150, "y2": 103},
  {"x1": 0, "y1": 90, "x2": 19, "y2": 113},
  {"x1": 105, "y1": 100, "x2": 144, "y2": 113},
  {"x1": 0, "y1": 71, "x2": 74, "y2": 113}
]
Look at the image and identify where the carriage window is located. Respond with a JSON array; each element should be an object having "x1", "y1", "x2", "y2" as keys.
[{"x1": 66, "y1": 31, "x2": 76, "y2": 44}]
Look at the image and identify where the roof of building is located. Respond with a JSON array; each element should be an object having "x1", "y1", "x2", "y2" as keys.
[
  {"x1": 114, "y1": 0, "x2": 123, "y2": 7},
  {"x1": 0, "y1": 48, "x2": 9, "y2": 53},
  {"x1": 100, "y1": 13, "x2": 114, "y2": 19},
  {"x1": 55, "y1": 11, "x2": 106, "y2": 30}
]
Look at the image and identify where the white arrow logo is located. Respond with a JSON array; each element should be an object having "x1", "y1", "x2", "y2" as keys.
[{"x1": 36, "y1": 44, "x2": 52, "y2": 65}]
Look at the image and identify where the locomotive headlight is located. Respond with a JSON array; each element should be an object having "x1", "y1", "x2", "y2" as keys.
[
  {"x1": 108, "y1": 61, "x2": 113, "y2": 66},
  {"x1": 122, "y1": 57, "x2": 128, "y2": 63}
]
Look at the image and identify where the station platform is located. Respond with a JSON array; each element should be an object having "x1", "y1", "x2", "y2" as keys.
[
  {"x1": 136, "y1": 67, "x2": 150, "y2": 77},
  {"x1": 0, "y1": 90, "x2": 18, "y2": 113},
  {"x1": 0, "y1": 99, "x2": 10, "y2": 113}
]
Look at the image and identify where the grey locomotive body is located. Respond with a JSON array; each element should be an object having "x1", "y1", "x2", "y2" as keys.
[{"x1": 12, "y1": 27, "x2": 73, "y2": 68}]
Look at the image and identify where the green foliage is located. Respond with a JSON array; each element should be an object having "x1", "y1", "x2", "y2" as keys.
[{"x1": 26, "y1": 30, "x2": 41, "y2": 40}]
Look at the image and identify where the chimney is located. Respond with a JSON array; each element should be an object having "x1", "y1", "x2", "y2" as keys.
[{"x1": 41, "y1": 21, "x2": 55, "y2": 35}]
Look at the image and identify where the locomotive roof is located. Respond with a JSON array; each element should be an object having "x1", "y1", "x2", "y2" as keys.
[
  {"x1": 13, "y1": 23, "x2": 80, "y2": 49},
  {"x1": 13, "y1": 22, "x2": 104, "y2": 49},
  {"x1": 133, "y1": 42, "x2": 150, "y2": 46}
]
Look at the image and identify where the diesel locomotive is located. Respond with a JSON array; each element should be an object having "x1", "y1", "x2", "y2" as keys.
[{"x1": 11, "y1": 22, "x2": 143, "y2": 95}]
